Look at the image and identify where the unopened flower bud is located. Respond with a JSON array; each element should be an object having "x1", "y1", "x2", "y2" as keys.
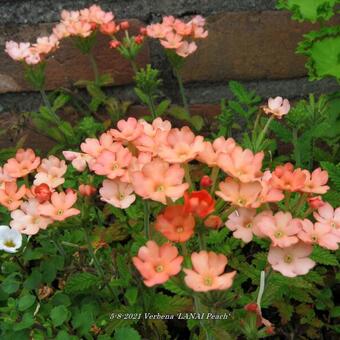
[
  {"x1": 244, "y1": 303, "x2": 258, "y2": 312},
  {"x1": 134, "y1": 34, "x2": 144, "y2": 44},
  {"x1": 34, "y1": 183, "x2": 52, "y2": 203},
  {"x1": 140, "y1": 27, "x2": 147, "y2": 36},
  {"x1": 308, "y1": 196, "x2": 325, "y2": 209},
  {"x1": 204, "y1": 215, "x2": 222, "y2": 229},
  {"x1": 79, "y1": 184, "x2": 96, "y2": 197},
  {"x1": 200, "y1": 175, "x2": 212, "y2": 187},
  {"x1": 120, "y1": 21, "x2": 129, "y2": 30},
  {"x1": 109, "y1": 40, "x2": 121, "y2": 49}
]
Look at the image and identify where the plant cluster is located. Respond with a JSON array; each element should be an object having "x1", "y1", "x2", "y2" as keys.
[{"x1": 0, "y1": 3, "x2": 339, "y2": 340}]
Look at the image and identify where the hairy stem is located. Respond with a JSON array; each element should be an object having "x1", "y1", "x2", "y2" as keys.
[
  {"x1": 89, "y1": 52, "x2": 99, "y2": 84},
  {"x1": 143, "y1": 200, "x2": 151, "y2": 239},
  {"x1": 174, "y1": 68, "x2": 189, "y2": 115},
  {"x1": 183, "y1": 162, "x2": 194, "y2": 191}
]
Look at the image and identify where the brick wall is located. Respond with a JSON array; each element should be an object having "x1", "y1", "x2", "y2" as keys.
[{"x1": 0, "y1": 1, "x2": 339, "y2": 133}]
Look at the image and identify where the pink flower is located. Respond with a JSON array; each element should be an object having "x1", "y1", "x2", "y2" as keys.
[
  {"x1": 139, "y1": 118, "x2": 172, "y2": 137},
  {"x1": 301, "y1": 168, "x2": 329, "y2": 194},
  {"x1": 4, "y1": 148, "x2": 40, "y2": 178},
  {"x1": 39, "y1": 190, "x2": 80, "y2": 221},
  {"x1": 132, "y1": 241, "x2": 183, "y2": 287},
  {"x1": 314, "y1": 203, "x2": 340, "y2": 238},
  {"x1": 216, "y1": 177, "x2": 263, "y2": 208},
  {"x1": 146, "y1": 23, "x2": 172, "y2": 39},
  {"x1": 268, "y1": 243, "x2": 315, "y2": 277},
  {"x1": 158, "y1": 126, "x2": 204, "y2": 163},
  {"x1": 5, "y1": 41, "x2": 30, "y2": 61},
  {"x1": 308, "y1": 196, "x2": 325, "y2": 209},
  {"x1": 155, "y1": 205, "x2": 195, "y2": 242},
  {"x1": 63, "y1": 151, "x2": 93, "y2": 172},
  {"x1": 81, "y1": 132, "x2": 120, "y2": 159},
  {"x1": 80, "y1": 5, "x2": 114, "y2": 25},
  {"x1": 298, "y1": 219, "x2": 338, "y2": 250},
  {"x1": 184, "y1": 251, "x2": 236, "y2": 292},
  {"x1": 252, "y1": 210, "x2": 273, "y2": 238},
  {"x1": 110, "y1": 117, "x2": 144, "y2": 144},
  {"x1": 217, "y1": 146, "x2": 264, "y2": 183},
  {"x1": 189, "y1": 16, "x2": 208, "y2": 38},
  {"x1": 32, "y1": 35, "x2": 59, "y2": 55},
  {"x1": 34, "y1": 156, "x2": 67, "y2": 189},
  {"x1": 0, "y1": 182, "x2": 26, "y2": 211},
  {"x1": 60, "y1": 10, "x2": 92, "y2": 37},
  {"x1": 173, "y1": 19, "x2": 192, "y2": 36},
  {"x1": 160, "y1": 32, "x2": 183, "y2": 49},
  {"x1": 10, "y1": 199, "x2": 52, "y2": 235},
  {"x1": 131, "y1": 159, "x2": 189, "y2": 204},
  {"x1": 258, "y1": 171, "x2": 284, "y2": 204},
  {"x1": 0, "y1": 167, "x2": 14, "y2": 188},
  {"x1": 99, "y1": 179, "x2": 136, "y2": 209},
  {"x1": 262, "y1": 97, "x2": 290, "y2": 119},
  {"x1": 226, "y1": 208, "x2": 257, "y2": 243},
  {"x1": 257, "y1": 211, "x2": 301, "y2": 248},
  {"x1": 197, "y1": 137, "x2": 236, "y2": 167},
  {"x1": 92, "y1": 146, "x2": 132, "y2": 180},
  {"x1": 125, "y1": 152, "x2": 152, "y2": 183},
  {"x1": 270, "y1": 163, "x2": 306, "y2": 192},
  {"x1": 176, "y1": 41, "x2": 197, "y2": 58},
  {"x1": 53, "y1": 23, "x2": 70, "y2": 39}
]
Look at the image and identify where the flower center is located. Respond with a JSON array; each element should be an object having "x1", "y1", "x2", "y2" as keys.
[
  {"x1": 155, "y1": 265, "x2": 164, "y2": 273},
  {"x1": 237, "y1": 198, "x2": 246, "y2": 205},
  {"x1": 57, "y1": 209, "x2": 64, "y2": 216},
  {"x1": 331, "y1": 222, "x2": 336, "y2": 228},
  {"x1": 112, "y1": 163, "x2": 119, "y2": 170},
  {"x1": 284, "y1": 254, "x2": 293, "y2": 264},
  {"x1": 203, "y1": 276, "x2": 213, "y2": 286},
  {"x1": 7, "y1": 198, "x2": 13, "y2": 204},
  {"x1": 4, "y1": 239, "x2": 15, "y2": 248},
  {"x1": 156, "y1": 185, "x2": 164, "y2": 192},
  {"x1": 311, "y1": 235, "x2": 318, "y2": 242},
  {"x1": 176, "y1": 227, "x2": 184, "y2": 233},
  {"x1": 118, "y1": 193, "x2": 125, "y2": 200},
  {"x1": 245, "y1": 223, "x2": 252, "y2": 229},
  {"x1": 274, "y1": 230, "x2": 284, "y2": 238}
]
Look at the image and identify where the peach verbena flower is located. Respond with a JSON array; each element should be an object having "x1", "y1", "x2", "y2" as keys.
[
  {"x1": 39, "y1": 190, "x2": 80, "y2": 221},
  {"x1": 262, "y1": 97, "x2": 290, "y2": 119},
  {"x1": 158, "y1": 126, "x2": 204, "y2": 164},
  {"x1": 10, "y1": 198, "x2": 52, "y2": 235},
  {"x1": 133, "y1": 240, "x2": 183, "y2": 287},
  {"x1": 270, "y1": 163, "x2": 306, "y2": 192},
  {"x1": 34, "y1": 156, "x2": 67, "y2": 189},
  {"x1": 146, "y1": 15, "x2": 208, "y2": 57},
  {"x1": 184, "y1": 251, "x2": 236, "y2": 292},
  {"x1": 78, "y1": 184, "x2": 96, "y2": 197},
  {"x1": 256, "y1": 211, "x2": 301, "y2": 248},
  {"x1": 110, "y1": 117, "x2": 144, "y2": 144},
  {"x1": 268, "y1": 243, "x2": 315, "y2": 277},
  {"x1": 155, "y1": 205, "x2": 195, "y2": 242},
  {"x1": 298, "y1": 218, "x2": 338, "y2": 250},
  {"x1": 301, "y1": 168, "x2": 329, "y2": 194},
  {"x1": 131, "y1": 159, "x2": 188, "y2": 204},
  {"x1": 63, "y1": 151, "x2": 93, "y2": 172},
  {"x1": 99, "y1": 179, "x2": 136, "y2": 209},
  {"x1": 4, "y1": 148, "x2": 40, "y2": 179},
  {"x1": 217, "y1": 146, "x2": 264, "y2": 183},
  {"x1": 314, "y1": 203, "x2": 340, "y2": 239},
  {"x1": 81, "y1": 132, "x2": 119, "y2": 159},
  {"x1": 184, "y1": 190, "x2": 215, "y2": 218},
  {"x1": 0, "y1": 182, "x2": 26, "y2": 211}
]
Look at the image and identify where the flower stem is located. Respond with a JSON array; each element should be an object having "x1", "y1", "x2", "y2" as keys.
[
  {"x1": 210, "y1": 166, "x2": 220, "y2": 196},
  {"x1": 194, "y1": 295, "x2": 213, "y2": 340},
  {"x1": 174, "y1": 68, "x2": 189, "y2": 115},
  {"x1": 284, "y1": 191, "x2": 291, "y2": 211},
  {"x1": 89, "y1": 52, "x2": 99, "y2": 84},
  {"x1": 83, "y1": 227, "x2": 117, "y2": 300},
  {"x1": 183, "y1": 163, "x2": 194, "y2": 191},
  {"x1": 295, "y1": 193, "x2": 308, "y2": 215},
  {"x1": 143, "y1": 200, "x2": 151, "y2": 239},
  {"x1": 255, "y1": 115, "x2": 274, "y2": 151}
]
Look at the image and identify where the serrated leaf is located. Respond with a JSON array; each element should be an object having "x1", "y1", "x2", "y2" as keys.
[
  {"x1": 310, "y1": 245, "x2": 339, "y2": 265},
  {"x1": 51, "y1": 305, "x2": 70, "y2": 327},
  {"x1": 18, "y1": 294, "x2": 36, "y2": 311},
  {"x1": 152, "y1": 293, "x2": 192, "y2": 314},
  {"x1": 65, "y1": 272, "x2": 100, "y2": 294},
  {"x1": 163, "y1": 278, "x2": 190, "y2": 296}
]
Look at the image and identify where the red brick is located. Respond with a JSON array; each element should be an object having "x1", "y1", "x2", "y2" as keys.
[
  {"x1": 181, "y1": 11, "x2": 340, "y2": 82},
  {"x1": 0, "y1": 20, "x2": 149, "y2": 93}
]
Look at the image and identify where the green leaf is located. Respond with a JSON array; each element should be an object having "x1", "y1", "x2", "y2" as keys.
[
  {"x1": 310, "y1": 245, "x2": 339, "y2": 265},
  {"x1": 13, "y1": 312, "x2": 35, "y2": 331},
  {"x1": 156, "y1": 99, "x2": 171, "y2": 117},
  {"x1": 53, "y1": 93, "x2": 71, "y2": 111},
  {"x1": 330, "y1": 306, "x2": 340, "y2": 318},
  {"x1": 190, "y1": 115, "x2": 204, "y2": 131},
  {"x1": 125, "y1": 287, "x2": 138, "y2": 305},
  {"x1": 277, "y1": 0, "x2": 339, "y2": 23},
  {"x1": 152, "y1": 293, "x2": 192, "y2": 314},
  {"x1": 1, "y1": 273, "x2": 21, "y2": 294},
  {"x1": 18, "y1": 294, "x2": 36, "y2": 311},
  {"x1": 51, "y1": 305, "x2": 70, "y2": 327},
  {"x1": 163, "y1": 278, "x2": 190, "y2": 296},
  {"x1": 114, "y1": 327, "x2": 141, "y2": 340},
  {"x1": 269, "y1": 120, "x2": 292, "y2": 143},
  {"x1": 65, "y1": 272, "x2": 100, "y2": 294},
  {"x1": 320, "y1": 161, "x2": 340, "y2": 191}
]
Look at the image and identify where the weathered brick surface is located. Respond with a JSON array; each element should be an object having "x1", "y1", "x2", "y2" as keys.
[
  {"x1": 181, "y1": 11, "x2": 339, "y2": 82},
  {"x1": 0, "y1": 19, "x2": 149, "y2": 93}
]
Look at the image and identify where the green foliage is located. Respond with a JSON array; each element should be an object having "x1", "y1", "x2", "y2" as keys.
[{"x1": 277, "y1": 0, "x2": 340, "y2": 23}]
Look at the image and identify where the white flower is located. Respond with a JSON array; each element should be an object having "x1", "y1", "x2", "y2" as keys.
[{"x1": 0, "y1": 225, "x2": 23, "y2": 253}]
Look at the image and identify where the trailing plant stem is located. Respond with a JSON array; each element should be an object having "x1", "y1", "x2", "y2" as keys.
[
  {"x1": 210, "y1": 166, "x2": 220, "y2": 196},
  {"x1": 183, "y1": 163, "x2": 194, "y2": 191},
  {"x1": 292, "y1": 128, "x2": 301, "y2": 167},
  {"x1": 89, "y1": 52, "x2": 99, "y2": 84},
  {"x1": 143, "y1": 200, "x2": 151, "y2": 239},
  {"x1": 174, "y1": 68, "x2": 189, "y2": 114}
]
